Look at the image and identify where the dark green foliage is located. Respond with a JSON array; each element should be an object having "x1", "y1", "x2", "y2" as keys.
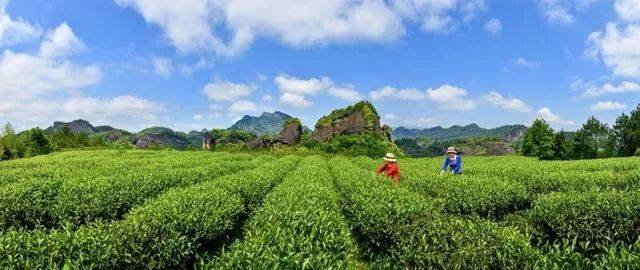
[
  {"x1": 552, "y1": 131, "x2": 573, "y2": 160},
  {"x1": 572, "y1": 116, "x2": 611, "y2": 159},
  {"x1": 530, "y1": 190, "x2": 640, "y2": 250},
  {"x1": 315, "y1": 100, "x2": 378, "y2": 129},
  {"x1": 396, "y1": 136, "x2": 514, "y2": 157},
  {"x1": 305, "y1": 131, "x2": 396, "y2": 158},
  {"x1": 49, "y1": 125, "x2": 91, "y2": 150},
  {"x1": 18, "y1": 127, "x2": 53, "y2": 158},
  {"x1": 211, "y1": 129, "x2": 256, "y2": 144},
  {"x1": 609, "y1": 104, "x2": 640, "y2": 157},
  {"x1": 522, "y1": 119, "x2": 555, "y2": 160}
]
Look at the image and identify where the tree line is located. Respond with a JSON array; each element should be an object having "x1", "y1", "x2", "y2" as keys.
[
  {"x1": 522, "y1": 104, "x2": 640, "y2": 160},
  {"x1": 0, "y1": 124, "x2": 107, "y2": 161}
]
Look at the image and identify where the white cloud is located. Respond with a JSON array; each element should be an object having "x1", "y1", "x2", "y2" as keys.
[
  {"x1": 115, "y1": 0, "x2": 488, "y2": 56},
  {"x1": 590, "y1": 101, "x2": 626, "y2": 111},
  {"x1": 0, "y1": 50, "x2": 102, "y2": 101},
  {"x1": 275, "y1": 74, "x2": 334, "y2": 107},
  {"x1": 152, "y1": 57, "x2": 172, "y2": 77},
  {"x1": 202, "y1": 80, "x2": 254, "y2": 102},
  {"x1": 537, "y1": 107, "x2": 575, "y2": 126},
  {"x1": 193, "y1": 114, "x2": 203, "y2": 120},
  {"x1": 39, "y1": 22, "x2": 84, "y2": 58},
  {"x1": 393, "y1": 0, "x2": 487, "y2": 34},
  {"x1": 484, "y1": 18, "x2": 502, "y2": 34},
  {"x1": 615, "y1": 0, "x2": 640, "y2": 22},
  {"x1": 587, "y1": 23, "x2": 640, "y2": 78},
  {"x1": 327, "y1": 85, "x2": 363, "y2": 101},
  {"x1": 572, "y1": 79, "x2": 640, "y2": 97},
  {"x1": 369, "y1": 86, "x2": 425, "y2": 100},
  {"x1": 274, "y1": 74, "x2": 332, "y2": 96},
  {"x1": 0, "y1": 0, "x2": 42, "y2": 46},
  {"x1": 229, "y1": 99, "x2": 257, "y2": 112},
  {"x1": 512, "y1": 57, "x2": 541, "y2": 68},
  {"x1": 261, "y1": 94, "x2": 273, "y2": 102},
  {"x1": 403, "y1": 117, "x2": 438, "y2": 128},
  {"x1": 279, "y1": 92, "x2": 312, "y2": 108},
  {"x1": 482, "y1": 91, "x2": 531, "y2": 112},
  {"x1": 0, "y1": 10, "x2": 164, "y2": 131},
  {"x1": 61, "y1": 95, "x2": 163, "y2": 121},
  {"x1": 426, "y1": 84, "x2": 475, "y2": 110}
]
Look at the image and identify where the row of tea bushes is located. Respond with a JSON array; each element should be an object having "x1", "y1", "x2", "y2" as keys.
[
  {"x1": 0, "y1": 153, "x2": 255, "y2": 230},
  {"x1": 209, "y1": 156, "x2": 358, "y2": 269},
  {"x1": 0, "y1": 156, "x2": 298, "y2": 269}
]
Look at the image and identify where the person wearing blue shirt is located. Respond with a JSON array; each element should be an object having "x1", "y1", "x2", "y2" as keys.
[{"x1": 441, "y1": 147, "x2": 462, "y2": 175}]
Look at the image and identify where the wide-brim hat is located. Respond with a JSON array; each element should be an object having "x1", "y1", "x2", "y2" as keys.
[
  {"x1": 445, "y1": 147, "x2": 457, "y2": 154},
  {"x1": 383, "y1": 153, "x2": 397, "y2": 162}
]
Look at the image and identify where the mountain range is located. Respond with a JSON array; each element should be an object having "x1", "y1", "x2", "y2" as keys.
[
  {"x1": 392, "y1": 124, "x2": 528, "y2": 141},
  {"x1": 45, "y1": 113, "x2": 529, "y2": 150}
]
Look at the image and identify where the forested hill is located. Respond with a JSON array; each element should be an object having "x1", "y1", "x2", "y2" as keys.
[
  {"x1": 392, "y1": 124, "x2": 527, "y2": 141},
  {"x1": 228, "y1": 111, "x2": 293, "y2": 136}
]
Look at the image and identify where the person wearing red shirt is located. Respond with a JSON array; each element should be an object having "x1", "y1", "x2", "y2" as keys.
[{"x1": 376, "y1": 153, "x2": 401, "y2": 189}]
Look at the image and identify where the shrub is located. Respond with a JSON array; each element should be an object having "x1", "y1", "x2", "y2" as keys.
[{"x1": 529, "y1": 190, "x2": 640, "y2": 249}]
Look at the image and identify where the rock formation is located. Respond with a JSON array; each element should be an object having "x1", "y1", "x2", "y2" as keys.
[
  {"x1": 202, "y1": 133, "x2": 215, "y2": 150},
  {"x1": 270, "y1": 120, "x2": 302, "y2": 146},
  {"x1": 311, "y1": 101, "x2": 391, "y2": 143}
]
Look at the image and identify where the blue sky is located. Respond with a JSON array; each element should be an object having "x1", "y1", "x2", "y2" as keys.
[{"x1": 1, "y1": 0, "x2": 639, "y2": 132}]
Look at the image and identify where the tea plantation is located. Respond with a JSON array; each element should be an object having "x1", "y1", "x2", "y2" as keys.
[{"x1": 1, "y1": 150, "x2": 639, "y2": 269}]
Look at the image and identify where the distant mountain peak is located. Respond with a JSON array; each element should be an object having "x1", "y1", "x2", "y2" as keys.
[{"x1": 229, "y1": 111, "x2": 294, "y2": 136}]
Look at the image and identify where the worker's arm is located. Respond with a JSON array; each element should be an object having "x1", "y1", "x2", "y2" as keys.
[
  {"x1": 375, "y1": 163, "x2": 387, "y2": 174},
  {"x1": 441, "y1": 158, "x2": 450, "y2": 172}
]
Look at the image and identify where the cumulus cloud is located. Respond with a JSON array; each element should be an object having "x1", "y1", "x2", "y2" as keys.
[
  {"x1": 426, "y1": 84, "x2": 475, "y2": 110},
  {"x1": 369, "y1": 86, "x2": 425, "y2": 100},
  {"x1": 587, "y1": 23, "x2": 640, "y2": 78},
  {"x1": 229, "y1": 99, "x2": 257, "y2": 112},
  {"x1": 152, "y1": 57, "x2": 172, "y2": 77},
  {"x1": 484, "y1": 18, "x2": 502, "y2": 34},
  {"x1": 275, "y1": 74, "x2": 332, "y2": 96},
  {"x1": 482, "y1": 91, "x2": 531, "y2": 112},
  {"x1": 0, "y1": 49, "x2": 102, "y2": 101},
  {"x1": 193, "y1": 114, "x2": 203, "y2": 120},
  {"x1": 39, "y1": 22, "x2": 84, "y2": 58},
  {"x1": 61, "y1": 95, "x2": 163, "y2": 121},
  {"x1": 0, "y1": 0, "x2": 43, "y2": 46},
  {"x1": 0, "y1": 8, "x2": 163, "y2": 131},
  {"x1": 572, "y1": 79, "x2": 640, "y2": 97},
  {"x1": 274, "y1": 74, "x2": 361, "y2": 106},
  {"x1": 327, "y1": 85, "x2": 363, "y2": 102},
  {"x1": 203, "y1": 80, "x2": 254, "y2": 102},
  {"x1": 279, "y1": 92, "x2": 312, "y2": 108},
  {"x1": 537, "y1": 107, "x2": 575, "y2": 126},
  {"x1": 590, "y1": 101, "x2": 626, "y2": 111},
  {"x1": 615, "y1": 0, "x2": 640, "y2": 22},
  {"x1": 115, "y1": 0, "x2": 487, "y2": 56}
]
